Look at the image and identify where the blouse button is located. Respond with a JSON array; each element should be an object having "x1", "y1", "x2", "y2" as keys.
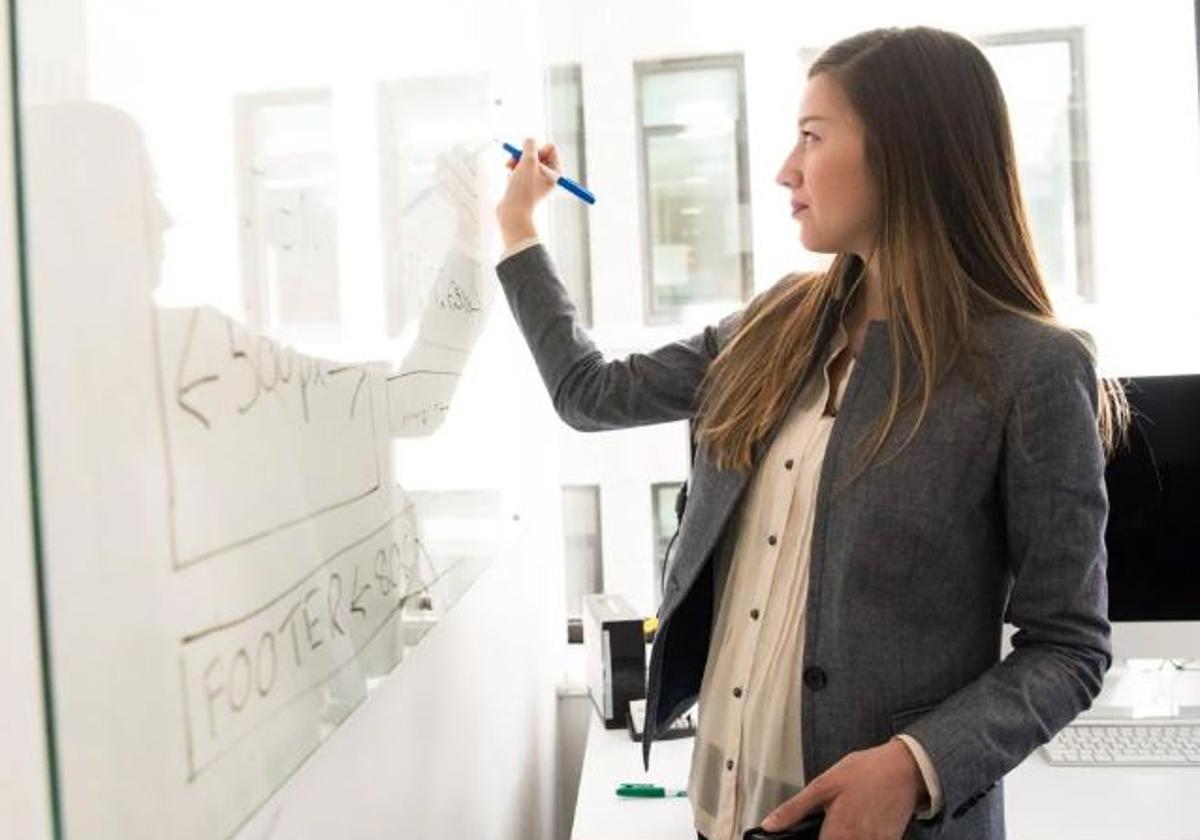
[
  {"x1": 750, "y1": 608, "x2": 760, "y2": 620},
  {"x1": 784, "y1": 458, "x2": 794, "y2": 470},
  {"x1": 726, "y1": 759, "x2": 734, "y2": 771},
  {"x1": 767, "y1": 534, "x2": 778, "y2": 546},
  {"x1": 733, "y1": 687, "x2": 743, "y2": 698}
]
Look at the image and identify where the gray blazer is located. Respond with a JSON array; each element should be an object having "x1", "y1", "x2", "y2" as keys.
[{"x1": 497, "y1": 245, "x2": 1111, "y2": 840}]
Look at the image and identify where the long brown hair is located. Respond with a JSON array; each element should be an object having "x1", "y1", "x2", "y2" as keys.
[{"x1": 695, "y1": 26, "x2": 1128, "y2": 474}]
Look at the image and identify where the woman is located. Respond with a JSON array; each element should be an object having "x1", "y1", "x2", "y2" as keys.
[{"x1": 495, "y1": 26, "x2": 1127, "y2": 840}]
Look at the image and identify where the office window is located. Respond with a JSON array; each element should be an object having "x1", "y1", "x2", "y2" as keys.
[
  {"x1": 651, "y1": 481, "x2": 684, "y2": 604},
  {"x1": 545, "y1": 64, "x2": 594, "y2": 325},
  {"x1": 979, "y1": 30, "x2": 1094, "y2": 301},
  {"x1": 636, "y1": 55, "x2": 753, "y2": 322},
  {"x1": 800, "y1": 29, "x2": 1093, "y2": 301},
  {"x1": 563, "y1": 485, "x2": 603, "y2": 641}
]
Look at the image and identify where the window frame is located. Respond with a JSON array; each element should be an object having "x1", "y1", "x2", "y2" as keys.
[
  {"x1": 976, "y1": 27, "x2": 1095, "y2": 302},
  {"x1": 544, "y1": 63, "x2": 595, "y2": 326},
  {"x1": 650, "y1": 480, "x2": 685, "y2": 605},
  {"x1": 634, "y1": 53, "x2": 755, "y2": 325},
  {"x1": 799, "y1": 27, "x2": 1095, "y2": 302},
  {"x1": 561, "y1": 483, "x2": 604, "y2": 644}
]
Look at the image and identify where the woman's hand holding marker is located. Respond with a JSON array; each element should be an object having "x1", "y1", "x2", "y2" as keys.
[
  {"x1": 497, "y1": 137, "x2": 595, "y2": 248},
  {"x1": 496, "y1": 137, "x2": 560, "y2": 248}
]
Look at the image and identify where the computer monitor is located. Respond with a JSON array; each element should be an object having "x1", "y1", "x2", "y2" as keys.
[{"x1": 1105, "y1": 373, "x2": 1200, "y2": 661}]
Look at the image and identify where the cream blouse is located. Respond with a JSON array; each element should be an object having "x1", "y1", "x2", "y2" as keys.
[{"x1": 688, "y1": 320, "x2": 942, "y2": 840}]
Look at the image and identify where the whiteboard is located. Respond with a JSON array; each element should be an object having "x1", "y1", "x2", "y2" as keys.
[
  {"x1": 0, "y1": 0, "x2": 52, "y2": 834},
  {"x1": 18, "y1": 24, "x2": 533, "y2": 838}
]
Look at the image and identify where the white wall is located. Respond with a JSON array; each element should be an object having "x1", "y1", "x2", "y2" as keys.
[
  {"x1": 0, "y1": 0, "x2": 54, "y2": 835},
  {"x1": 556, "y1": 686, "x2": 593, "y2": 840}
]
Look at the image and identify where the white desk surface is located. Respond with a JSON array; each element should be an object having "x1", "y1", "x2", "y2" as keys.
[
  {"x1": 572, "y1": 671, "x2": 1200, "y2": 840},
  {"x1": 572, "y1": 716, "x2": 695, "y2": 840}
]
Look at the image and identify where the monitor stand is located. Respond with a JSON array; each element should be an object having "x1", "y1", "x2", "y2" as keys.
[{"x1": 1080, "y1": 659, "x2": 1200, "y2": 721}]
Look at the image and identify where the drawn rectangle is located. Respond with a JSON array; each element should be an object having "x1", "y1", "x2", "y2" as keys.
[
  {"x1": 178, "y1": 511, "x2": 417, "y2": 779},
  {"x1": 156, "y1": 307, "x2": 382, "y2": 568}
]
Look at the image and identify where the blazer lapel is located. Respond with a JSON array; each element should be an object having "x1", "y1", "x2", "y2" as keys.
[{"x1": 658, "y1": 274, "x2": 854, "y2": 618}]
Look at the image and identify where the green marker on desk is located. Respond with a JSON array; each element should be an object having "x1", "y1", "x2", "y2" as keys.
[{"x1": 616, "y1": 782, "x2": 688, "y2": 799}]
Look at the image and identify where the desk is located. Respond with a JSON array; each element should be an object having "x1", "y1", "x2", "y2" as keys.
[
  {"x1": 571, "y1": 715, "x2": 694, "y2": 840},
  {"x1": 571, "y1": 692, "x2": 1200, "y2": 840}
]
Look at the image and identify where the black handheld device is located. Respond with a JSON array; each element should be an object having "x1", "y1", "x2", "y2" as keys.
[{"x1": 742, "y1": 811, "x2": 825, "y2": 840}]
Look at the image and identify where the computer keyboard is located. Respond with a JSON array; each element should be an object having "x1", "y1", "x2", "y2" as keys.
[{"x1": 1041, "y1": 721, "x2": 1200, "y2": 766}]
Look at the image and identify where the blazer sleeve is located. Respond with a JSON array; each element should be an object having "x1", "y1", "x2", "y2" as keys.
[
  {"x1": 898, "y1": 328, "x2": 1112, "y2": 824},
  {"x1": 496, "y1": 243, "x2": 743, "y2": 431}
]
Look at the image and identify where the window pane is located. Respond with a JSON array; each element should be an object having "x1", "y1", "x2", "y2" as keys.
[
  {"x1": 983, "y1": 36, "x2": 1088, "y2": 299},
  {"x1": 562, "y1": 485, "x2": 603, "y2": 618},
  {"x1": 651, "y1": 482, "x2": 684, "y2": 603},
  {"x1": 638, "y1": 58, "x2": 752, "y2": 320},
  {"x1": 641, "y1": 67, "x2": 739, "y2": 125},
  {"x1": 545, "y1": 64, "x2": 593, "y2": 325}
]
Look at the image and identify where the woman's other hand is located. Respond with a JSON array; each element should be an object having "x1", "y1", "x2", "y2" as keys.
[
  {"x1": 497, "y1": 137, "x2": 559, "y2": 247},
  {"x1": 761, "y1": 739, "x2": 927, "y2": 840}
]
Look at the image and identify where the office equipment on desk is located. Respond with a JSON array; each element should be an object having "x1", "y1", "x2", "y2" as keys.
[
  {"x1": 627, "y1": 697, "x2": 695, "y2": 742},
  {"x1": 582, "y1": 593, "x2": 647, "y2": 729},
  {"x1": 1103, "y1": 374, "x2": 1200, "y2": 655},
  {"x1": 1053, "y1": 373, "x2": 1200, "y2": 765},
  {"x1": 1041, "y1": 721, "x2": 1200, "y2": 766}
]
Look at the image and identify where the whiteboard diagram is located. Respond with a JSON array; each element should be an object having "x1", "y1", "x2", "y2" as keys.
[
  {"x1": 159, "y1": 307, "x2": 380, "y2": 567},
  {"x1": 23, "y1": 87, "x2": 507, "y2": 840}
]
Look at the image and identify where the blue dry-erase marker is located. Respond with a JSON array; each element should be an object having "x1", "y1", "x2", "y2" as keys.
[{"x1": 500, "y1": 140, "x2": 596, "y2": 205}]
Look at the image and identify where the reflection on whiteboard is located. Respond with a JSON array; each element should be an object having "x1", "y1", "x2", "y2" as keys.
[
  {"x1": 235, "y1": 92, "x2": 341, "y2": 333},
  {"x1": 261, "y1": 184, "x2": 339, "y2": 322},
  {"x1": 25, "y1": 99, "x2": 505, "y2": 840},
  {"x1": 174, "y1": 474, "x2": 500, "y2": 787},
  {"x1": 386, "y1": 245, "x2": 487, "y2": 436},
  {"x1": 178, "y1": 503, "x2": 416, "y2": 780},
  {"x1": 380, "y1": 75, "x2": 491, "y2": 338}
]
